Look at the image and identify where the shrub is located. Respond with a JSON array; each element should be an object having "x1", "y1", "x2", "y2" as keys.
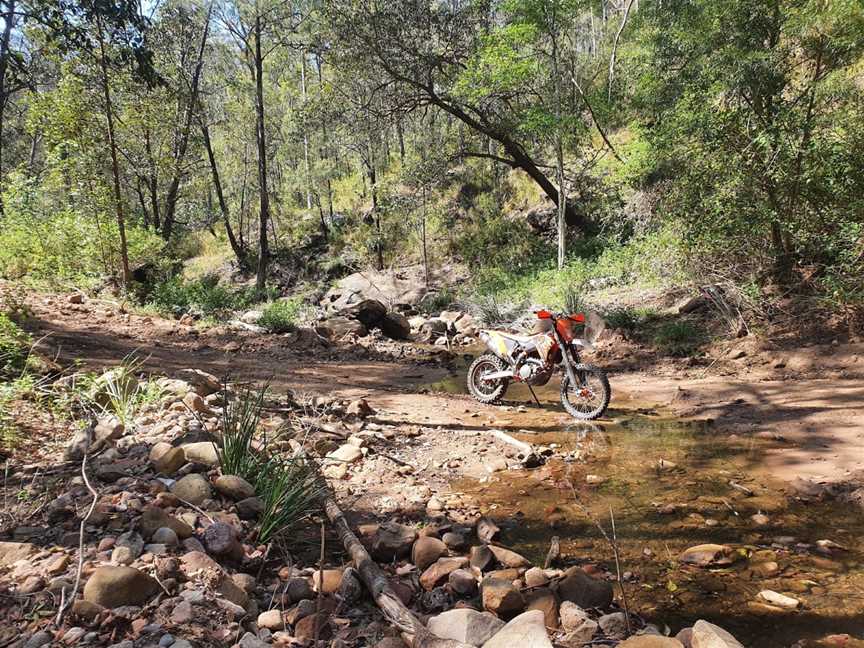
[
  {"x1": 604, "y1": 306, "x2": 657, "y2": 333},
  {"x1": 258, "y1": 299, "x2": 301, "y2": 334},
  {"x1": 0, "y1": 314, "x2": 31, "y2": 379},
  {"x1": 147, "y1": 274, "x2": 263, "y2": 319},
  {"x1": 653, "y1": 320, "x2": 705, "y2": 357}
]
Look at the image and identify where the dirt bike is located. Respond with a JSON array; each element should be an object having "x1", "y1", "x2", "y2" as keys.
[{"x1": 467, "y1": 309, "x2": 611, "y2": 420}]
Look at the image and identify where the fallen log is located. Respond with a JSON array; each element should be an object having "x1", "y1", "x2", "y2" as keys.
[
  {"x1": 323, "y1": 497, "x2": 471, "y2": 648},
  {"x1": 487, "y1": 429, "x2": 533, "y2": 456}
]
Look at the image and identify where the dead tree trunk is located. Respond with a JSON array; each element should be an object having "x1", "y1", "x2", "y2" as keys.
[{"x1": 323, "y1": 497, "x2": 470, "y2": 648}]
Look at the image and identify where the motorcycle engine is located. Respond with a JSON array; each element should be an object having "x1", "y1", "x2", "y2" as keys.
[{"x1": 518, "y1": 359, "x2": 552, "y2": 386}]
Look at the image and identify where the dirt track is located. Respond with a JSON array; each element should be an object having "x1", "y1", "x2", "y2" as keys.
[{"x1": 20, "y1": 290, "x2": 864, "y2": 484}]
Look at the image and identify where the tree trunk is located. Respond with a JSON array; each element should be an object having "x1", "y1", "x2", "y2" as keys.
[
  {"x1": 201, "y1": 121, "x2": 248, "y2": 269},
  {"x1": 0, "y1": 0, "x2": 17, "y2": 215},
  {"x1": 253, "y1": 8, "x2": 271, "y2": 294},
  {"x1": 421, "y1": 184, "x2": 429, "y2": 286},
  {"x1": 160, "y1": 4, "x2": 212, "y2": 241},
  {"x1": 549, "y1": 4, "x2": 567, "y2": 270},
  {"x1": 96, "y1": 15, "x2": 131, "y2": 289},
  {"x1": 300, "y1": 49, "x2": 313, "y2": 211}
]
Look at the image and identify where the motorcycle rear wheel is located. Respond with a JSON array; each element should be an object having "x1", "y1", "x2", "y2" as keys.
[
  {"x1": 560, "y1": 365, "x2": 610, "y2": 420},
  {"x1": 467, "y1": 354, "x2": 509, "y2": 404}
]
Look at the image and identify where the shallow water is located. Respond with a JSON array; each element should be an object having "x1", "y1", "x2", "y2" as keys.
[{"x1": 429, "y1": 367, "x2": 864, "y2": 646}]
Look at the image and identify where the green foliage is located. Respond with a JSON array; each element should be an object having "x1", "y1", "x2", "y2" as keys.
[
  {"x1": 653, "y1": 320, "x2": 706, "y2": 357},
  {"x1": 258, "y1": 299, "x2": 302, "y2": 334},
  {"x1": 147, "y1": 274, "x2": 266, "y2": 319},
  {"x1": 603, "y1": 306, "x2": 657, "y2": 333},
  {"x1": 0, "y1": 314, "x2": 31, "y2": 380},
  {"x1": 217, "y1": 385, "x2": 323, "y2": 543}
]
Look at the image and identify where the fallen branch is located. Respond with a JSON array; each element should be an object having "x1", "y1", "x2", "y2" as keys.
[
  {"x1": 323, "y1": 497, "x2": 470, "y2": 648},
  {"x1": 487, "y1": 429, "x2": 533, "y2": 456}
]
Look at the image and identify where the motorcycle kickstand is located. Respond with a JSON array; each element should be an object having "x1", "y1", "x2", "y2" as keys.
[{"x1": 526, "y1": 384, "x2": 542, "y2": 408}]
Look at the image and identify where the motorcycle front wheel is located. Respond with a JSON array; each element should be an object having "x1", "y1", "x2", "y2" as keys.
[{"x1": 560, "y1": 365, "x2": 611, "y2": 420}]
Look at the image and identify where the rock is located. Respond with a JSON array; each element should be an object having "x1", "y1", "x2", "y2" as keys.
[
  {"x1": 559, "y1": 601, "x2": 589, "y2": 631},
  {"x1": 678, "y1": 544, "x2": 737, "y2": 568},
  {"x1": 154, "y1": 447, "x2": 187, "y2": 474},
  {"x1": 319, "y1": 316, "x2": 368, "y2": 339},
  {"x1": 235, "y1": 496, "x2": 264, "y2": 520},
  {"x1": 283, "y1": 577, "x2": 314, "y2": 604},
  {"x1": 555, "y1": 567, "x2": 613, "y2": 609},
  {"x1": 470, "y1": 545, "x2": 494, "y2": 571},
  {"x1": 418, "y1": 318, "x2": 449, "y2": 342},
  {"x1": 342, "y1": 298, "x2": 387, "y2": 328},
  {"x1": 489, "y1": 545, "x2": 531, "y2": 568},
  {"x1": 83, "y1": 566, "x2": 160, "y2": 608},
  {"x1": 294, "y1": 612, "x2": 331, "y2": 642},
  {"x1": 449, "y1": 569, "x2": 478, "y2": 595},
  {"x1": 346, "y1": 398, "x2": 375, "y2": 417},
  {"x1": 525, "y1": 589, "x2": 558, "y2": 628},
  {"x1": 421, "y1": 557, "x2": 470, "y2": 591},
  {"x1": 750, "y1": 513, "x2": 770, "y2": 526},
  {"x1": 257, "y1": 609, "x2": 287, "y2": 630},
  {"x1": 312, "y1": 569, "x2": 343, "y2": 594},
  {"x1": 481, "y1": 578, "x2": 525, "y2": 617},
  {"x1": 413, "y1": 536, "x2": 448, "y2": 571},
  {"x1": 758, "y1": 590, "x2": 800, "y2": 609},
  {"x1": 94, "y1": 415, "x2": 125, "y2": 444},
  {"x1": 181, "y1": 442, "x2": 219, "y2": 466},
  {"x1": 618, "y1": 638, "x2": 684, "y2": 648},
  {"x1": 177, "y1": 369, "x2": 221, "y2": 396},
  {"x1": 372, "y1": 522, "x2": 418, "y2": 561},
  {"x1": 204, "y1": 522, "x2": 243, "y2": 561},
  {"x1": 524, "y1": 567, "x2": 549, "y2": 588},
  {"x1": 19, "y1": 575, "x2": 45, "y2": 594},
  {"x1": 239, "y1": 632, "x2": 269, "y2": 648},
  {"x1": 180, "y1": 551, "x2": 223, "y2": 578},
  {"x1": 71, "y1": 599, "x2": 103, "y2": 621},
  {"x1": 182, "y1": 392, "x2": 211, "y2": 414},
  {"x1": 214, "y1": 475, "x2": 255, "y2": 500},
  {"x1": 442, "y1": 532, "x2": 467, "y2": 550},
  {"x1": 676, "y1": 628, "x2": 693, "y2": 647},
  {"x1": 152, "y1": 527, "x2": 179, "y2": 546},
  {"x1": 171, "y1": 473, "x2": 212, "y2": 505},
  {"x1": 751, "y1": 561, "x2": 780, "y2": 577},
  {"x1": 598, "y1": 611, "x2": 628, "y2": 639},
  {"x1": 690, "y1": 620, "x2": 745, "y2": 648},
  {"x1": 482, "y1": 610, "x2": 553, "y2": 648},
  {"x1": 24, "y1": 631, "x2": 53, "y2": 648},
  {"x1": 326, "y1": 444, "x2": 363, "y2": 464},
  {"x1": 380, "y1": 312, "x2": 411, "y2": 340},
  {"x1": 171, "y1": 600, "x2": 194, "y2": 624},
  {"x1": 427, "y1": 609, "x2": 505, "y2": 646},
  {"x1": 676, "y1": 294, "x2": 707, "y2": 314},
  {"x1": 140, "y1": 507, "x2": 193, "y2": 540}
]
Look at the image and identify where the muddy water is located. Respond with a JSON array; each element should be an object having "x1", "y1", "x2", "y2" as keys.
[{"x1": 428, "y1": 368, "x2": 864, "y2": 646}]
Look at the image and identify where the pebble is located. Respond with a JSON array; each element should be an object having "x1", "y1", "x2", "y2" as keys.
[{"x1": 159, "y1": 635, "x2": 175, "y2": 647}]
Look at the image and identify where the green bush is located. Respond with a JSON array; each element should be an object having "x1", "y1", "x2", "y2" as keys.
[
  {"x1": 0, "y1": 314, "x2": 31, "y2": 379},
  {"x1": 147, "y1": 274, "x2": 265, "y2": 319},
  {"x1": 653, "y1": 320, "x2": 705, "y2": 357},
  {"x1": 604, "y1": 306, "x2": 657, "y2": 333},
  {"x1": 258, "y1": 299, "x2": 301, "y2": 334}
]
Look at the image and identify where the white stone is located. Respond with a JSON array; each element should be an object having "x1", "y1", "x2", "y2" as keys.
[
  {"x1": 758, "y1": 590, "x2": 800, "y2": 609},
  {"x1": 482, "y1": 610, "x2": 553, "y2": 648}
]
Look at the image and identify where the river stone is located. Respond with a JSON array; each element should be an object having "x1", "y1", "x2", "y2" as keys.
[
  {"x1": 235, "y1": 496, "x2": 264, "y2": 520},
  {"x1": 427, "y1": 609, "x2": 505, "y2": 646},
  {"x1": 482, "y1": 610, "x2": 553, "y2": 648},
  {"x1": 691, "y1": 620, "x2": 745, "y2": 648},
  {"x1": 489, "y1": 545, "x2": 531, "y2": 568},
  {"x1": 83, "y1": 566, "x2": 160, "y2": 608},
  {"x1": 481, "y1": 578, "x2": 524, "y2": 617},
  {"x1": 554, "y1": 567, "x2": 613, "y2": 609},
  {"x1": 140, "y1": 507, "x2": 193, "y2": 540},
  {"x1": 214, "y1": 475, "x2": 255, "y2": 501},
  {"x1": 449, "y1": 568, "x2": 478, "y2": 595},
  {"x1": 154, "y1": 447, "x2": 186, "y2": 474},
  {"x1": 678, "y1": 544, "x2": 737, "y2": 567},
  {"x1": 524, "y1": 567, "x2": 549, "y2": 588},
  {"x1": 182, "y1": 391, "x2": 211, "y2": 414},
  {"x1": 421, "y1": 557, "x2": 469, "y2": 591},
  {"x1": 204, "y1": 522, "x2": 243, "y2": 561},
  {"x1": 618, "y1": 637, "x2": 684, "y2": 648},
  {"x1": 470, "y1": 545, "x2": 494, "y2": 571},
  {"x1": 0, "y1": 541, "x2": 36, "y2": 566},
  {"x1": 151, "y1": 527, "x2": 179, "y2": 546},
  {"x1": 257, "y1": 609, "x2": 287, "y2": 630},
  {"x1": 312, "y1": 569, "x2": 343, "y2": 593},
  {"x1": 372, "y1": 521, "x2": 417, "y2": 561},
  {"x1": 525, "y1": 589, "x2": 558, "y2": 628},
  {"x1": 598, "y1": 611, "x2": 628, "y2": 639},
  {"x1": 177, "y1": 369, "x2": 221, "y2": 396},
  {"x1": 171, "y1": 473, "x2": 212, "y2": 505},
  {"x1": 413, "y1": 536, "x2": 448, "y2": 570},
  {"x1": 380, "y1": 312, "x2": 411, "y2": 340},
  {"x1": 327, "y1": 444, "x2": 363, "y2": 464},
  {"x1": 559, "y1": 601, "x2": 590, "y2": 631},
  {"x1": 283, "y1": 577, "x2": 314, "y2": 604},
  {"x1": 758, "y1": 590, "x2": 800, "y2": 609},
  {"x1": 181, "y1": 442, "x2": 219, "y2": 466}
]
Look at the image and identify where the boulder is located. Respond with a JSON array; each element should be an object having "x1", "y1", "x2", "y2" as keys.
[
  {"x1": 154, "y1": 447, "x2": 186, "y2": 474},
  {"x1": 691, "y1": 620, "x2": 745, "y2": 648},
  {"x1": 322, "y1": 270, "x2": 429, "y2": 313},
  {"x1": 343, "y1": 299, "x2": 387, "y2": 328},
  {"x1": 482, "y1": 610, "x2": 553, "y2": 648},
  {"x1": 139, "y1": 506, "x2": 193, "y2": 540},
  {"x1": 525, "y1": 589, "x2": 558, "y2": 628},
  {"x1": 418, "y1": 318, "x2": 449, "y2": 342},
  {"x1": 380, "y1": 312, "x2": 411, "y2": 340},
  {"x1": 427, "y1": 609, "x2": 505, "y2": 646},
  {"x1": 171, "y1": 473, "x2": 212, "y2": 505},
  {"x1": 83, "y1": 566, "x2": 160, "y2": 608},
  {"x1": 470, "y1": 545, "x2": 494, "y2": 571},
  {"x1": 372, "y1": 522, "x2": 417, "y2": 561},
  {"x1": 598, "y1": 611, "x2": 628, "y2": 639},
  {"x1": 554, "y1": 567, "x2": 613, "y2": 610},
  {"x1": 181, "y1": 442, "x2": 220, "y2": 466},
  {"x1": 449, "y1": 569, "x2": 478, "y2": 596},
  {"x1": 318, "y1": 317, "x2": 368, "y2": 339},
  {"x1": 413, "y1": 536, "x2": 448, "y2": 571},
  {"x1": 524, "y1": 567, "x2": 549, "y2": 588},
  {"x1": 214, "y1": 475, "x2": 255, "y2": 501},
  {"x1": 481, "y1": 578, "x2": 524, "y2": 617},
  {"x1": 559, "y1": 601, "x2": 591, "y2": 632}
]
